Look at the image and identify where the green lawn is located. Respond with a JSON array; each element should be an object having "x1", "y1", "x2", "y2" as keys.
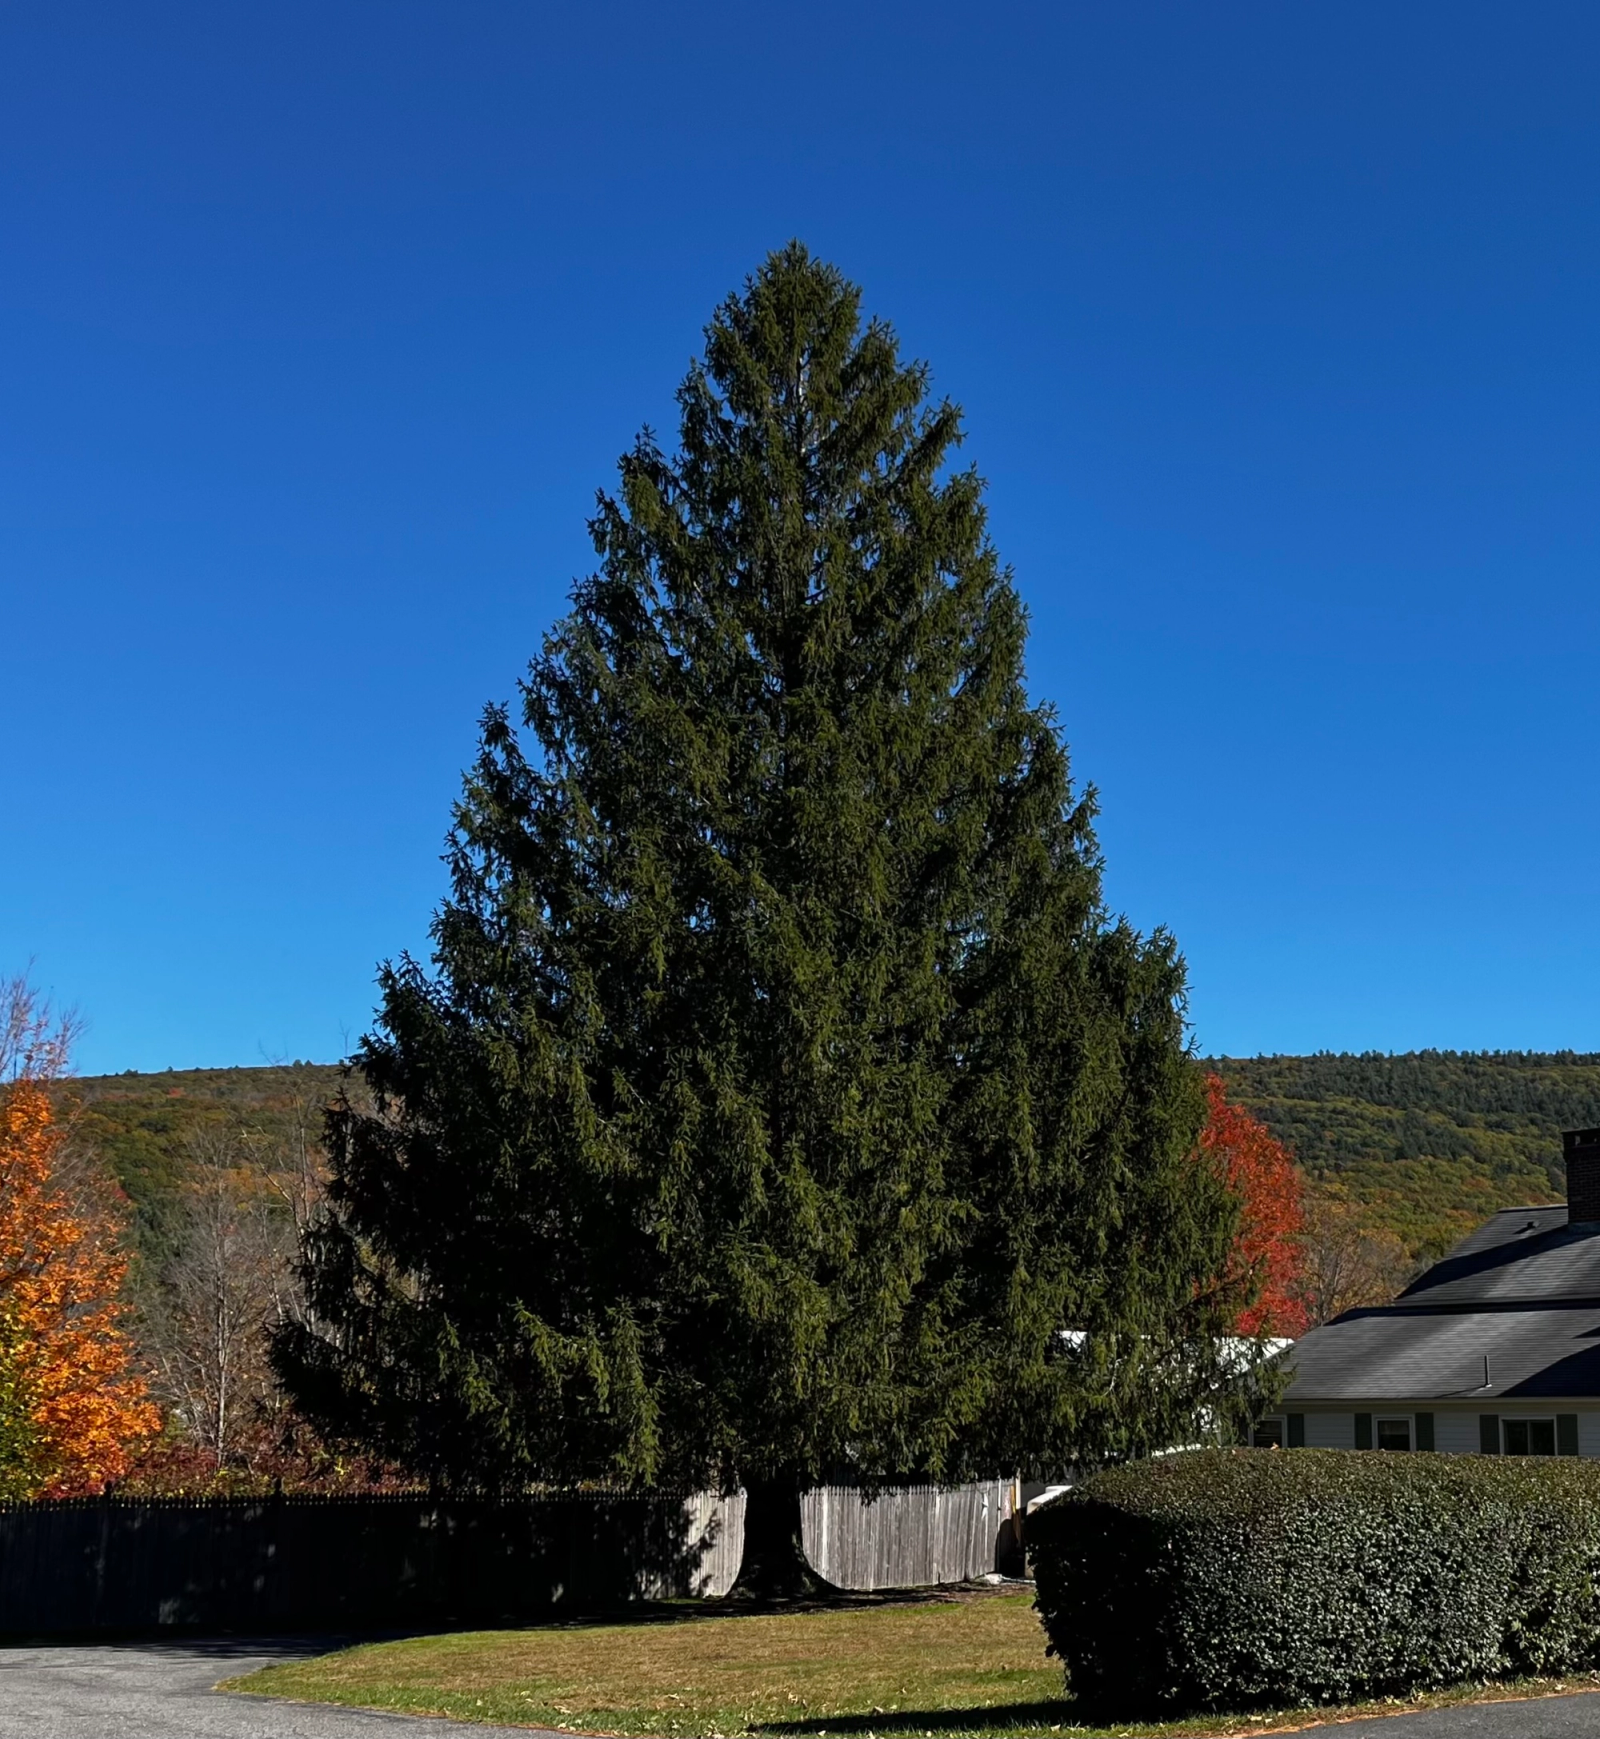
[{"x1": 225, "y1": 1592, "x2": 1600, "y2": 1738}]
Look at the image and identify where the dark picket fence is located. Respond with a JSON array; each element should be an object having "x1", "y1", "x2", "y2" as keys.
[
  {"x1": 0, "y1": 1479, "x2": 1017, "y2": 1634},
  {"x1": 0, "y1": 1489, "x2": 727, "y2": 1634}
]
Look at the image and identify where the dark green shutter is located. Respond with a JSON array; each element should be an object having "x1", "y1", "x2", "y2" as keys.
[
  {"x1": 1355, "y1": 1412, "x2": 1372, "y2": 1450},
  {"x1": 1415, "y1": 1412, "x2": 1434, "y2": 1452},
  {"x1": 1479, "y1": 1414, "x2": 1500, "y2": 1455},
  {"x1": 1558, "y1": 1414, "x2": 1580, "y2": 1456},
  {"x1": 1287, "y1": 1413, "x2": 1305, "y2": 1448}
]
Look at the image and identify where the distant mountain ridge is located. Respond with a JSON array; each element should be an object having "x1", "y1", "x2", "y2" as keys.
[
  {"x1": 1215, "y1": 1051, "x2": 1600, "y2": 1259},
  {"x1": 55, "y1": 1051, "x2": 1600, "y2": 1266},
  {"x1": 50, "y1": 1062, "x2": 346, "y2": 1259}
]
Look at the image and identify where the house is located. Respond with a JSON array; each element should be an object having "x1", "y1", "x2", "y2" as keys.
[{"x1": 1262, "y1": 1127, "x2": 1600, "y2": 1457}]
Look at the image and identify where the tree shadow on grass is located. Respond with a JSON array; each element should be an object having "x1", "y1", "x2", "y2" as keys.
[
  {"x1": 763, "y1": 1702, "x2": 1075, "y2": 1734},
  {"x1": 482, "y1": 1584, "x2": 975, "y2": 1632}
]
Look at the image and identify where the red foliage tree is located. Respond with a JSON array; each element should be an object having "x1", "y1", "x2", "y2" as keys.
[{"x1": 1199, "y1": 1073, "x2": 1308, "y2": 1338}]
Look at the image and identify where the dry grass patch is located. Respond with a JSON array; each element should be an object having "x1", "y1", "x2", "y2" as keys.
[
  {"x1": 230, "y1": 1593, "x2": 1062, "y2": 1735},
  {"x1": 225, "y1": 1594, "x2": 1600, "y2": 1738}
]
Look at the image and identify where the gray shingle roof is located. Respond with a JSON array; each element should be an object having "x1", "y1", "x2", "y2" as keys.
[
  {"x1": 1397, "y1": 1205, "x2": 1600, "y2": 1307},
  {"x1": 1281, "y1": 1203, "x2": 1600, "y2": 1403},
  {"x1": 1282, "y1": 1302, "x2": 1600, "y2": 1401}
]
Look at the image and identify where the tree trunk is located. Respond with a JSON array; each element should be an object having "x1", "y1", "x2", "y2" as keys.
[{"x1": 728, "y1": 1477, "x2": 841, "y2": 1602}]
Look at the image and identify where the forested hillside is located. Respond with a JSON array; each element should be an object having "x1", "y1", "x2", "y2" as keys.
[
  {"x1": 48, "y1": 1062, "x2": 345, "y2": 1263},
  {"x1": 33, "y1": 1060, "x2": 386, "y2": 1493},
  {"x1": 1216, "y1": 1051, "x2": 1600, "y2": 1260},
  {"x1": 52, "y1": 1050, "x2": 1600, "y2": 1272}
]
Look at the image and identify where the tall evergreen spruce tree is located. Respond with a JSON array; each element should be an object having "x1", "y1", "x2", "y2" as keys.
[{"x1": 276, "y1": 246, "x2": 1258, "y2": 1595}]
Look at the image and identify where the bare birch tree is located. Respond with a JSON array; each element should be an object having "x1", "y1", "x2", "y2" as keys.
[
  {"x1": 0, "y1": 972, "x2": 79, "y2": 1085},
  {"x1": 144, "y1": 1130, "x2": 299, "y2": 1470}
]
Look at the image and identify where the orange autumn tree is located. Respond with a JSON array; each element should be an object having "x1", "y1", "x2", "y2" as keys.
[
  {"x1": 1199, "y1": 1073, "x2": 1308, "y2": 1338},
  {"x1": 0, "y1": 1018, "x2": 157, "y2": 1495}
]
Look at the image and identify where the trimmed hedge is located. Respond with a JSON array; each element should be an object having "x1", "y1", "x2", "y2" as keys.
[{"x1": 1029, "y1": 1448, "x2": 1600, "y2": 1716}]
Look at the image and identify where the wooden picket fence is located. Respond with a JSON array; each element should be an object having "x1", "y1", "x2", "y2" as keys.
[
  {"x1": 0, "y1": 1479, "x2": 1014, "y2": 1633},
  {"x1": 804, "y1": 1480, "x2": 1012, "y2": 1591}
]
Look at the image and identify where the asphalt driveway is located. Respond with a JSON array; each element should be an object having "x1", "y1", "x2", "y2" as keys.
[
  {"x1": 0, "y1": 1637, "x2": 562, "y2": 1738},
  {"x1": 3, "y1": 1638, "x2": 1600, "y2": 1738},
  {"x1": 1318, "y1": 1692, "x2": 1600, "y2": 1736}
]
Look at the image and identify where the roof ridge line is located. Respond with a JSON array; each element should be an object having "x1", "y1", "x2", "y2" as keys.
[{"x1": 1367, "y1": 1296, "x2": 1600, "y2": 1316}]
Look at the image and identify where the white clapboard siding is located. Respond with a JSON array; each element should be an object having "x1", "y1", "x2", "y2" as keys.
[
  {"x1": 1432, "y1": 1410, "x2": 1484, "y2": 1455},
  {"x1": 1304, "y1": 1412, "x2": 1355, "y2": 1449}
]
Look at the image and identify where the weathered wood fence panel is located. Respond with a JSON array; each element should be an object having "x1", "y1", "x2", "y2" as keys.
[
  {"x1": 680, "y1": 1488, "x2": 743, "y2": 1598},
  {"x1": 676, "y1": 1481, "x2": 1012, "y2": 1596},
  {"x1": 803, "y1": 1481, "x2": 1010, "y2": 1589},
  {"x1": 0, "y1": 1480, "x2": 1009, "y2": 1631}
]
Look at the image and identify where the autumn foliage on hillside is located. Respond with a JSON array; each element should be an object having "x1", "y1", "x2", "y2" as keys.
[
  {"x1": 0, "y1": 1081, "x2": 158, "y2": 1495},
  {"x1": 1200, "y1": 1072, "x2": 1308, "y2": 1337}
]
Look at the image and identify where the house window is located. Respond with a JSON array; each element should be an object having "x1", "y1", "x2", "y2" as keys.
[
  {"x1": 1251, "y1": 1417, "x2": 1285, "y2": 1448},
  {"x1": 1503, "y1": 1418, "x2": 1557, "y2": 1457},
  {"x1": 1376, "y1": 1417, "x2": 1413, "y2": 1452}
]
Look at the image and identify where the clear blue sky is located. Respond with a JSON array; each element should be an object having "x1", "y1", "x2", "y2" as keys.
[{"x1": 5, "y1": 2, "x2": 1599, "y2": 1075}]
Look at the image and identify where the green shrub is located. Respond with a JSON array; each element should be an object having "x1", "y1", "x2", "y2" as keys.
[{"x1": 1029, "y1": 1448, "x2": 1600, "y2": 1716}]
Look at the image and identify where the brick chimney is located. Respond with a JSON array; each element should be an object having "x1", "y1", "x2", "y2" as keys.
[{"x1": 1565, "y1": 1129, "x2": 1600, "y2": 1225}]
